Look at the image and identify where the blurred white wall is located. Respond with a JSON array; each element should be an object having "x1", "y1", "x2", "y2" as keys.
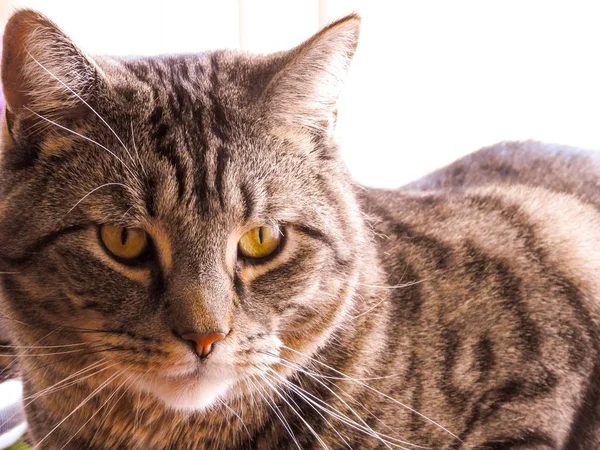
[{"x1": 4, "y1": 0, "x2": 600, "y2": 188}]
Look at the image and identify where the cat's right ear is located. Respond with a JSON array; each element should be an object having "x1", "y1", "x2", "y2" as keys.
[{"x1": 1, "y1": 9, "x2": 103, "y2": 141}]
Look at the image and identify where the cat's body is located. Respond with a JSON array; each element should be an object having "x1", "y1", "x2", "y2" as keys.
[{"x1": 0, "y1": 10, "x2": 599, "y2": 450}]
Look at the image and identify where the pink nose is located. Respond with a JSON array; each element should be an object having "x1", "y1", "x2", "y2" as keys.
[{"x1": 181, "y1": 332, "x2": 226, "y2": 358}]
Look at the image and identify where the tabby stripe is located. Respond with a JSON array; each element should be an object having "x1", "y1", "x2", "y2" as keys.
[
  {"x1": 124, "y1": 61, "x2": 151, "y2": 85},
  {"x1": 233, "y1": 270, "x2": 247, "y2": 303},
  {"x1": 387, "y1": 254, "x2": 423, "y2": 321},
  {"x1": 474, "y1": 334, "x2": 495, "y2": 383},
  {"x1": 145, "y1": 176, "x2": 157, "y2": 217},
  {"x1": 207, "y1": 54, "x2": 231, "y2": 143},
  {"x1": 438, "y1": 326, "x2": 470, "y2": 413},
  {"x1": 468, "y1": 193, "x2": 600, "y2": 350},
  {"x1": 149, "y1": 108, "x2": 187, "y2": 202},
  {"x1": 0, "y1": 224, "x2": 87, "y2": 265},
  {"x1": 294, "y1": 224, "x2": 350, "y2": 269},
  {"x1": 452, "y1": 372, "x2": 558, "y2": 449},
  {"x1": 564, "y1": 360, "x2": 600, "y2": 449},
  {"x1": 155, "y1": 141, "x2": 187, "y2": 201},
  {"x1": 370, "y1": 202, "x2": 452, "y2": 269},
  {"x1": 464, "y1": 243, "x2": 541, "y2": 358},
  {"x1": 476, "y1": 431, "x2": 555, "y2": 449},
  {"x1": 240, "y1": 182, "x2": 255, "y2": 221},
  {"x1": 249, "y1": 251, "x2": 313, "y2": 310},
  {"x1": 215, "y1": 145, "x2": 230, "y2": 208},
  {"x1": 150, "y1": 106, "x2": 163, "y2": 125}
]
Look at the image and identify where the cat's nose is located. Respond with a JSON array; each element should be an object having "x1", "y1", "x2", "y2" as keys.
[{"x1": 180, "y1": 332, "x2": 227, "y2": 358}]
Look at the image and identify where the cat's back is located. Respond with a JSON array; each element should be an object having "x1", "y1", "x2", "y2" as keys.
[
  {"x1": 404, "y1": 140, "x2": 600, "y2": 208},
  {"x1": 357, "y1": 141, "x2": 600, "y2": 448}
]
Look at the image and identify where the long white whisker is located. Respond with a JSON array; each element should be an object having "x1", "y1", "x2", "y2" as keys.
[
  {"x1": 269, "y1": 365, "x2": 396, "y2": 450},
  {"x1": 281, "y1": 345, "x2": 462, "y2": 443},
  {"x1": 269, "y1": 361, "x2": 428, "y2": 449},
  {"x1": 59, "y1": 370, "x2": 137, "y2": 450},
  {"x1": 27, "y1": 52, "x2": 137, "y2": 165},
  {"x1": 67, "y1": 182, "x2": 132, "y2": 215},
  {"x1": 0, "y1": 361, "x2": 112, "y2": 431},
  {"x1": 33, "y1": 367, "x2": 128, "y2": 449},
  {"x1": 259, "y1": 373, "x2": 330, "y2": 450},
  {"x1": 219, "y1": 400, "x2": 251, "y2": 439},
  {"x1": 247, "y1": 376, "x2": 302, "y2": 450},
  {"x1": 262, "y1": 370, "x2": 354, "y2": 450},
  {"x1": 266, "y1": 368, "x2": 417, "y2": 450},
  {"x1": 22, "y1": 360, "x2": 111, "y2": 403},
  {"x1": 25, "y1": 108, "x2": 135, "y2": 177}
]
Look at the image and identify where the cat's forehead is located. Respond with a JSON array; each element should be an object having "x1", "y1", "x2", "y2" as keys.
[{"x1": 106, "y1": 52, "x2": 269, "y2": 115}]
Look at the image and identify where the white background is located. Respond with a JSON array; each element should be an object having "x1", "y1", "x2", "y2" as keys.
[{"x1": 3, "y1": 0, "x2": 600, "y2": 187}]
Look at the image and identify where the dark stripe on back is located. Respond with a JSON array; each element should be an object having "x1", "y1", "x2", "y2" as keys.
[
  {"x1": 438, "y1": 325, "x2": 470, "y2": 414},
  {"x1": 463, "y1": 242, "x2": 541, "y2": 358},
  {"x1": 564, "y1": 360, "x2": 600, "y2": 449},
  {"x1": 474, "y1": 334, "x2": 495, "y2": 382}
]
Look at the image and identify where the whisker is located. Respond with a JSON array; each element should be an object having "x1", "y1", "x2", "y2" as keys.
[
  {"x1": 58, "y1": 370, "x2": 137, "y2": 450},
  {"x1": 265, "y1": 368, "x2": 415, "y2": 450},
  {"x1": 0, "y1": 342, "x2": 93, "y2": 350},
  {"x1": 268, "y1": 365, "x2": 394, "y2": 449},
  {"x1": 67, "y1": 182, "x2": 131, "y2": 214},
  {"x1": 268, "y1": 362, "x2": 426, "y2": 449},
  {"x1": 90, "y1": 370, "x2": 144, "y2": 445},
  {"x1": 259, "y1": 372, "x2": 330, "y2": 450},
  {"x1": 247, "y1": 375, "x2": 302, "y2": 450},
  {"x1": 219, "y1": 400, "x2": 251, "y2": 439},
  {"x1": 262, "y1": 369, "x2": 354, "y2": 450},
  {"x1": 27, "y1": 52, "x2": 137, "y2": 166},
  {"x1": 24, "y1": 107, "x2": 136, "y2": 178},
  {"x1": 1, "y1": 360, "x2": 116, "y2": 431},
  {"x1": 32, "y1": 366, "x2": 129, "y2": 449},
  {"x1": 281, "y1": 345, "x2": 462, "y2": 443}
]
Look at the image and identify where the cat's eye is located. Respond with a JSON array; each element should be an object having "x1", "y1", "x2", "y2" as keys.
[
  {"x1": 100, "y1": 224, "x2": 149, "y2": 262},
  {"x1": 238, "y1": 225, "x2": 282, "y2": 260}
]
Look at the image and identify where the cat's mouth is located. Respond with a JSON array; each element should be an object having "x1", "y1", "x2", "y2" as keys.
[{"x1": 129, "y1": 332, "x2": 284, "y2": 411}]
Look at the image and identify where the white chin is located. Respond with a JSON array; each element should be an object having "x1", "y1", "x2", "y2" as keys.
[{"x1": 145, "y1": 375, "x2": 233, "y2": 412}]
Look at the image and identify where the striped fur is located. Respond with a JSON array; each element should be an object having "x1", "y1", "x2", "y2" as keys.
[{"x1": 0, "y1": 9, "x2": 599, "y2": 450}]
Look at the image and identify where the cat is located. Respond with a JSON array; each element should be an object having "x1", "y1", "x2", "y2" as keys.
[{"x1": 0, "y1": 8, "x2": 599, "y2": 450}]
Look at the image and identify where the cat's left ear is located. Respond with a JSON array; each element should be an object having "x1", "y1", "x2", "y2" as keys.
[
  {"x1": 1, "y1": 9, "x2": 103, "y2": 139},
  {"x1": 262, "y1": 14, "x2": 360, "y2": 137}
]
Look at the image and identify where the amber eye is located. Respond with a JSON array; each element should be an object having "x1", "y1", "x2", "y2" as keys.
[
  {"x1": 238, "y1": 225, "x2": 282, "y2": 260},
  {"x1": 100, "y1": 225, "x2": 149, "y2": 262}
]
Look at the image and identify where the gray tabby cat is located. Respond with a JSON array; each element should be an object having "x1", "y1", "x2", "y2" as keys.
[{"x1": 0, "y1": 9, "x2": 599, "y2": 450}]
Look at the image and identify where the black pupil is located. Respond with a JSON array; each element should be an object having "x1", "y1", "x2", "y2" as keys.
[
  {"x1": 258, "y1": 227, "x2": 264, "y2": 244},
  {"x1": 120, "y1": 228, "x2": 128, "y2": 246}
]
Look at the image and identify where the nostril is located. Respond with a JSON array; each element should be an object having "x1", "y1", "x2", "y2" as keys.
[{"x1": 180, "y1": 332, "x2": 227, "y2": 358}]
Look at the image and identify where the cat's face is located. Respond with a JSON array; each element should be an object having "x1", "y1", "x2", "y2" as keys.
[{"x1": 0, "y1": 11, "x2": 363, "y2": 410}]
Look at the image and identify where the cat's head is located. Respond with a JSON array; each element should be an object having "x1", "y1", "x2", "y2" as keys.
[{"x1": 0, "y1": 10, "x2": 366, "y2": 410}]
